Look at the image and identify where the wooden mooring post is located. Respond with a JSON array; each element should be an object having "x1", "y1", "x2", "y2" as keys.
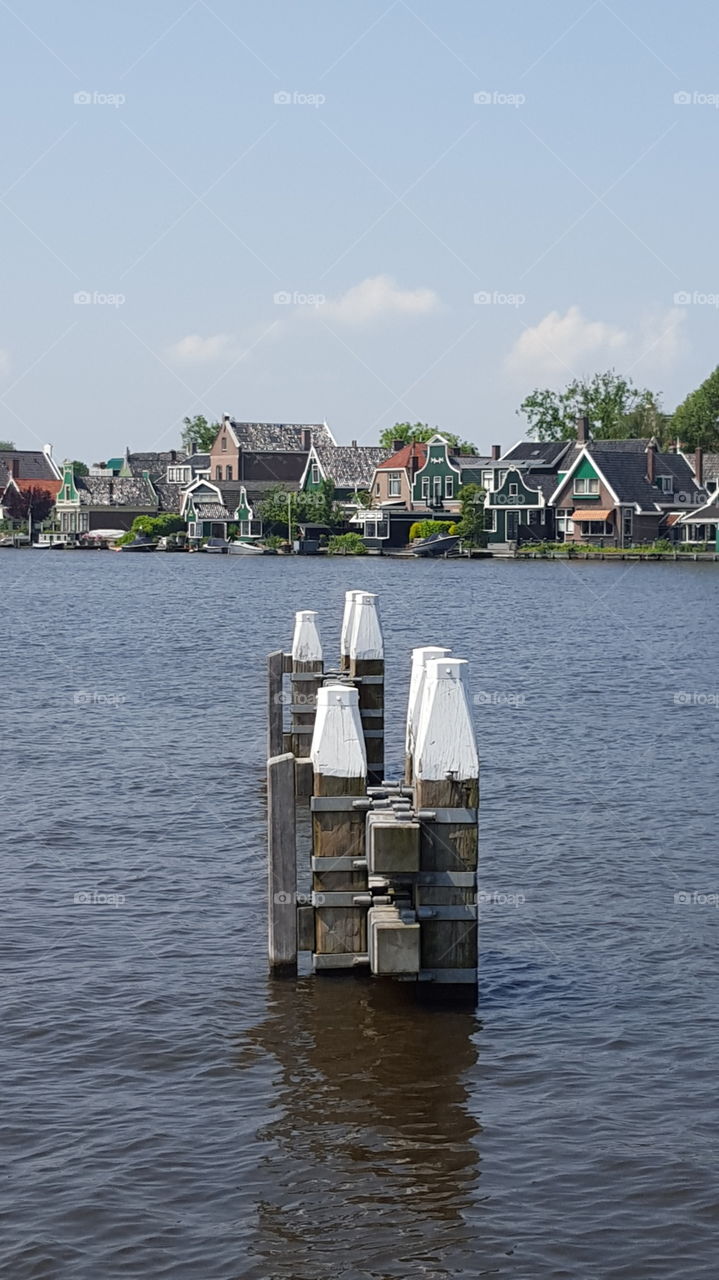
[
  {"x1": 348, "y1": 592, "x2": 385, "y2": 787},
  {"x1": 266, "y1": 592, "x2": 479, "y2": 998}
]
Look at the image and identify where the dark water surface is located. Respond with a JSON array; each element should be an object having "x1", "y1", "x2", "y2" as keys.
[{"x1": 2, "y1": 549, "x2": 719, "y2": 1279}]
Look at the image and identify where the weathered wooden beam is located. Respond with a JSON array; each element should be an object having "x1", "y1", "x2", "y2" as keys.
[
  {"x1": 267, "y1": 650, "x2": 284, "y2": 759},
  {"x1": 310, "y1": 684, "x2": 368, "y2": 961},
  {"x1": 267, "y1": 752, "x2": 297, "y2": 972},
  {"x1": 339, "y1": 589, "x2": 363, "y2": 673},
  {"x1": 291, "y1": 610, "x2": 323, "y2": 757},
  {"x1": 348, "y1": 592, "x2": 384, "y2": 786},
  {"x1": 413, "y1": 657, "x2": 479, "y2": 990},
  {"x1": 405, "y1": 645, "x2": 451, "y2": 783}
]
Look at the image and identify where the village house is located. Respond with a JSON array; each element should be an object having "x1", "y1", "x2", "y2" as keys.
[
  {"x1": 299, "y1": 439, "x2": 386, "y2": 502},
  {"x1": 483, "y1": 439, "x2": 571, "y2": 547},
  {"x1": 180, "y1": 479, "x2": 261, "y2": 542},
  {"x1": 0, "y1": 445, "x2": 62, "y2": 522},
  {"x1": 55, "y1": 463, "x2": 160, "y2": 535}
]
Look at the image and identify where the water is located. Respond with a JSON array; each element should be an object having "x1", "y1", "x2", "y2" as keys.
[{"x1": 2, "y1": 549, "x2": 719, "y2": 1278}]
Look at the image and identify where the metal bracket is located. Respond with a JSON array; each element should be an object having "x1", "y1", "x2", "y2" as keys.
[
  {"x1": 416, "y1": 808, "x2": 478, "y2": 823},
  {"x1": 416, "y1": 906, "x2": 477, "y2": 921},
  {"x1": 313, "y1": 891, "x2": 373, "y2": 907},
  {"x1": 310, "y1": 796, "x2": 371, "y2": 812},
  {"x1": 311, "y1": 856, "x2": 367, "y2": 872},
  {"x1": 313, "y1": 952, "x2": 370, "y2": 970}
]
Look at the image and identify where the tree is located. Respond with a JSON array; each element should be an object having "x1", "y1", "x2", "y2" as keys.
[
  {"x1": 3, "y1": 485, "x2": 56, "y2": 526},
  {"x1": 181, "y1": 414, "x2": 219, "y2": 453},
  {"x1": 71, "y1": 460, "x2": 89, "y2": 476},
  {"x1": 455, "y1": 483, "x2": 486, "y2": 547},
  {"x1": 0, "y1": 440, "x2": 16, "y2": 450},
  {"x1": 672, "y1": 366, "x2": 719, "y2": 450},
  {"x1": 379, "y1": 422, "x2": 477, "y2": 454},
  {"x1": 258, "y1": 484, "x2": 344, "y2": 535},
  {"x1": 518, "y1": 372, "x2": 664, "y2": 442}
]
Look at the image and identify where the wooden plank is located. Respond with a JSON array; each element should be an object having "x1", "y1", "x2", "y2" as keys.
[
  {"x1": 267, "y1": 650, "x2": 284, "y2": 760},
  {"x1": 267, "y1": 752, "x2": 297, "y2": 971}
]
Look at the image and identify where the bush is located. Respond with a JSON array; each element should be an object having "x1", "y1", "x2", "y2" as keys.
[
  {"x1": 327, "y1": 532, "x2": 368, "y2": 555},
  {"x1": 408, "y1": 520, "x2": 454, "y2": 541}
]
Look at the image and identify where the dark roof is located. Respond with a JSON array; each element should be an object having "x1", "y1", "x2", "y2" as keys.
[
  {"x1": 126, "y1": 450, "x2": 187, "y2": 479},
  {"x1": 701, "y1": 453, "x2": 719, "y2": 485},
  {"x1": 502, "y1": 440, "x2": 572, "y2": 467},
  {"x1": 587, "y1": 447, "x2": 704, "y2": 510},
  {"x1": 76, "y1": 475, "x2": 156, "y2": 508},
  {"x1": 193, "y1": 501, "x2": 232, "y2": 520},
  {"x1": 314, "y1": 442, "x2": 386, "y2": 488},
  {"x1": 680, "y1": 504, "x2": 719, "y2": 523},
  {"x1": 227, "y1": 421, "x2": 334, "y2": 451},
  {"x1": 0, "y1": 449, "x2": 58, "y2": 482},
  {"x1": 153, "y1": 480, "x2": 183, "y2": 514},
  {"x1": 186, "y1": 453, "x2": 210, "y2": 470},
  {"x1": 456, "y1": 455, "x2": 494, "y2": 469}
]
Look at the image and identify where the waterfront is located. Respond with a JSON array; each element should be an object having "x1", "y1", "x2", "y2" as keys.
[{"x1": 3, "y1": 550, "x2": 719, "y2": 1278}]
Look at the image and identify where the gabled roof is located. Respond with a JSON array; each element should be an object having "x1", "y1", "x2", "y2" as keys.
[
  {"x1": 4, "y1": 476, "x2": 62, "y2": 497},
  {"x1": 192, "y1": 501, "x2": 232, "y2": 520},
  {"x1": 376, "y1": 442, "x2": 427, "y2": 471},
  {"x1": 75, "y1": 475, "x2": 157, "y2": 508},
  {"x1": 307, "y1": 441, "x2": 386, "y2": 489},
  {"x1": 502, "y1": 439, "x2": 572, "y2": 467},
  {"x1": 224, "y1": 420, "x2": 336, "y2": 451},
  {"x1": 0, "y1": 449, "x2": 61, "y2": 483},
  {"x1": 185, "y1": 453, "x2": 210, "y2": 470},
  {"x1": 126, "y1": 450, "x2": 187, "y2": 479}
]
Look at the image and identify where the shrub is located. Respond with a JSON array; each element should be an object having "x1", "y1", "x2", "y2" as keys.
[
  {"x1": 408, "y1": 520, "x2": 454, "y2": 541},
  {"x1": 327, "y1": 532, "x2": 368, "y2": 555}
]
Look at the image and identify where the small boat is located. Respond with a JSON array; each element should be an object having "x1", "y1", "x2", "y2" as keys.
[
  {"x1": 202, "y1": 537, "x2": 230, "y2": 554},
  {"x1": 227, "y1": 541, "x2": 266, "y2": 555},
  {"x1": 119, "y1": 535, "x2": 156, "y2": 553},
  {"x1": 410, "y1": 533, "x2": 461, "y2": 557}
]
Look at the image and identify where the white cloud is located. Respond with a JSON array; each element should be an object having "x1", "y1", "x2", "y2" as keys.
[
  {"x1": 167, "y1": 333, "x2": 236, "y2": 364},
  {"x1": 505, "y1": 305, "x2": 686, "y2": 385},
  {"x1": 324, "y1": 274, "x2": 441, "y2": 326}
]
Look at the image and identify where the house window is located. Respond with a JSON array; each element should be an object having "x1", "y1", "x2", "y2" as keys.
[
  {"x1": 656, "y1": 475, "x2": 673, "y2": 493},
  {"x1": 388, "y1": 473, "x2": 401, "y2": 496},
  {"x1": 221, "y1": 436, "x2": 227, "y2": 452},
  {"x1": 226, "y1": 465, "x2": 232, "y2": 480},
  {"x1": 311, "y1": 464, "x2": 320, "y2": 485},
  {"x1": 481, "y1": 470, "x2": 493, "y2": 489},
  {"x1": 574, "y1": 477, "x2": 599, "y2": 495},
  {"x1": 421, "y1": 477, "x2": 430, "y2": 500},
  {"x1": 508, "y1": 482, "x2": 518, "y2": 497},
  {"x1": 445, "y1": 476, "x2": 454, "y2": 498},
  {"x1": 375, "y1": 483, "x2": 380, "y2": 495},
  {"x1": 556, "y1": 508, "x2": 574, "y2": 535},
  {"x1": 216, "y1": 466, "x2": 222, "y2": 480},
  {"x1": 484, "y1": 509, "x2": 496, "y2": 531},
  {"x1": 581, "y1": 520, "x2": 613, "y2": 535},
  {"x1": 363, "y1": 518, "x2": 389, "y2": 539}
]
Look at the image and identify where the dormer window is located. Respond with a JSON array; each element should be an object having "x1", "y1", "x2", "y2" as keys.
[
  {"x1": 656, "y1": 475, "x2": 673, "y2": 493},
  {"x1": 574, "y1": 477, "x2": 599, "y2": 495},
  {"x1": 388, "y1": 472, "x2": 401, "y2": 496},
  {"x1": 508, "y1": 482, "x2": 518, "y2": 497},
  {"x1": 311, "y1": 464, "x2": 320, "y2": 485}
]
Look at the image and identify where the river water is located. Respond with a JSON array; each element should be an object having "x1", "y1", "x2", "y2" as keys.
[{"x1": 2, "y1": 549, "x2": 718, "y2": 1279}]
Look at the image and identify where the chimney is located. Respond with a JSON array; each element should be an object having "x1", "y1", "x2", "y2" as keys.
[
  {"x1": 646, "y1": 440, "x2": 656, "y2": 484},
  {"x1": 170, "y1": 449, "x2": 176, "y2": 463},
  {"x1": 491, "y1": 444, "x2": 501, "y2": 460},
  {"x1": 108, "y1": 478, "x2": 114, "y2": 502},
  {"x1": 694, "y1": 447, "x2": 703, "y2": 486},
  {"x1": 189, "y1": 439, "x2": 198, "y2": 456},
  {"x1": 576, "y1": 416, "x2": 590, "y2": 444},
  {"x1": 351, "y1": 439, "x2": 357, "y2": 448},
  {"x1": 223, "y1": 413, "x2": 231, "y2": 426},
  {"x1": 450, "y1": 445, "x2": 460, "y2": 456},
  {"x1": 43, "y1": 443, "x2": 53, "y2": 460},
  {"x1": 11, "y1": 458, "x2": 19, "y2": 478},
  {"x1": 392, "y1": 439, "x2": 404, "y2": 453},
  {"x1": 302, "y1": 428, "x2": 312, "y2": 450}
]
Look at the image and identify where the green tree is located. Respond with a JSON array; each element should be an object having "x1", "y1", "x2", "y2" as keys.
[
  {"x1": 0, "y1": 440, "x2": 16, "y2": 450},
  {"x1": 672, "y1": 366, "x2": 719, "y2": 449},
  {"x1": 71, "y1": 460, "x2": 89, "y2": 476},
  {"x1": 181, "y1": 414, "x2": 219, "y2": 453},
  {"x1": 379, "y1": 422, "x2": 477, "y2": 454},
  {"x1": 455, "y1": 483, "x2": 486, "y2": 547},
  {"x1": 518, "y1": 372, "x2": 663, "y2": 442},
  {"x1": 258, "y1": 484, "x2": 343, "y2": 536}
]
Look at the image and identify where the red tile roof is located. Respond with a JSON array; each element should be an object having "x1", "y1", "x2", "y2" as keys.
[
  {"x1": 376, "y1": 442, "x2": 427, "y2": 471},
  {"x1": 13, "y1": 477, "x2": 62, "y2": 496}
]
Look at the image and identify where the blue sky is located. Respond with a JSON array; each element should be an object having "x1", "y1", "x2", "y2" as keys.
[{"x1": 1, "y1": 0, "x2": 718, "y2": 460}]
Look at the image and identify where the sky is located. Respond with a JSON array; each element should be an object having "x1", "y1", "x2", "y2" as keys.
[{"x1": 1, "y1": 0, "x2": 718, "y2": 461}]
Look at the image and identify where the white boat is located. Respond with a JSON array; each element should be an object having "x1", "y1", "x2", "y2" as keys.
[{"x1": 227, "y1": 541, "x2": 266, "y2": 555}]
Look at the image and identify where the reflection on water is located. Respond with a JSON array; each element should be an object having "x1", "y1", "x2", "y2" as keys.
[{"x1": 242, "y1": 977, "x2": 480, "y2": 1279}]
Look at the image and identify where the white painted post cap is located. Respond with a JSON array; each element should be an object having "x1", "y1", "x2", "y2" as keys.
[
  {"x1": 406, "y1": 646, "x2": 452, "y2": 753},
  {"x1": 292, "y1": 610, "x2": 322, "y2": 662},
  {"x1": 340, "y1": 590, "x2": 364, "y2": 657},
  {"x1": 310, "y1": 683, "x2": 367, "y2": 778},
  {"x1": 348, "y1": 592, "x2": 384, "y2": 661},
  {"x1": 413, "y1": 657, "x2": 479, "y2": 781}
]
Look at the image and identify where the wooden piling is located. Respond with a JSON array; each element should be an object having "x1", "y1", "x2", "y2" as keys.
[
  {"x1": 413, "y1": 658, "x2": 479, "y2": 989},
  {"x1": 405, "y1": 646, "x2": 451, "y2": 784},
  {"x1": 310, "y1": 684, "x2": 369, "y2": 964},
  {"x1": 348, "y1": 592, "x2": 384, "y2": 786},
  {"x1": 267, "y1": 752, "x2": 298, "y2": 972},
  {"x1": 267, "y1": 650, "x2": 284, "y2": 759},
  {"x1": 291, "y1": 610, "x2": 323, "y2": 758},
  {"x1": 340, "y1": 590, "x2": 363, "y2": 672}
]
